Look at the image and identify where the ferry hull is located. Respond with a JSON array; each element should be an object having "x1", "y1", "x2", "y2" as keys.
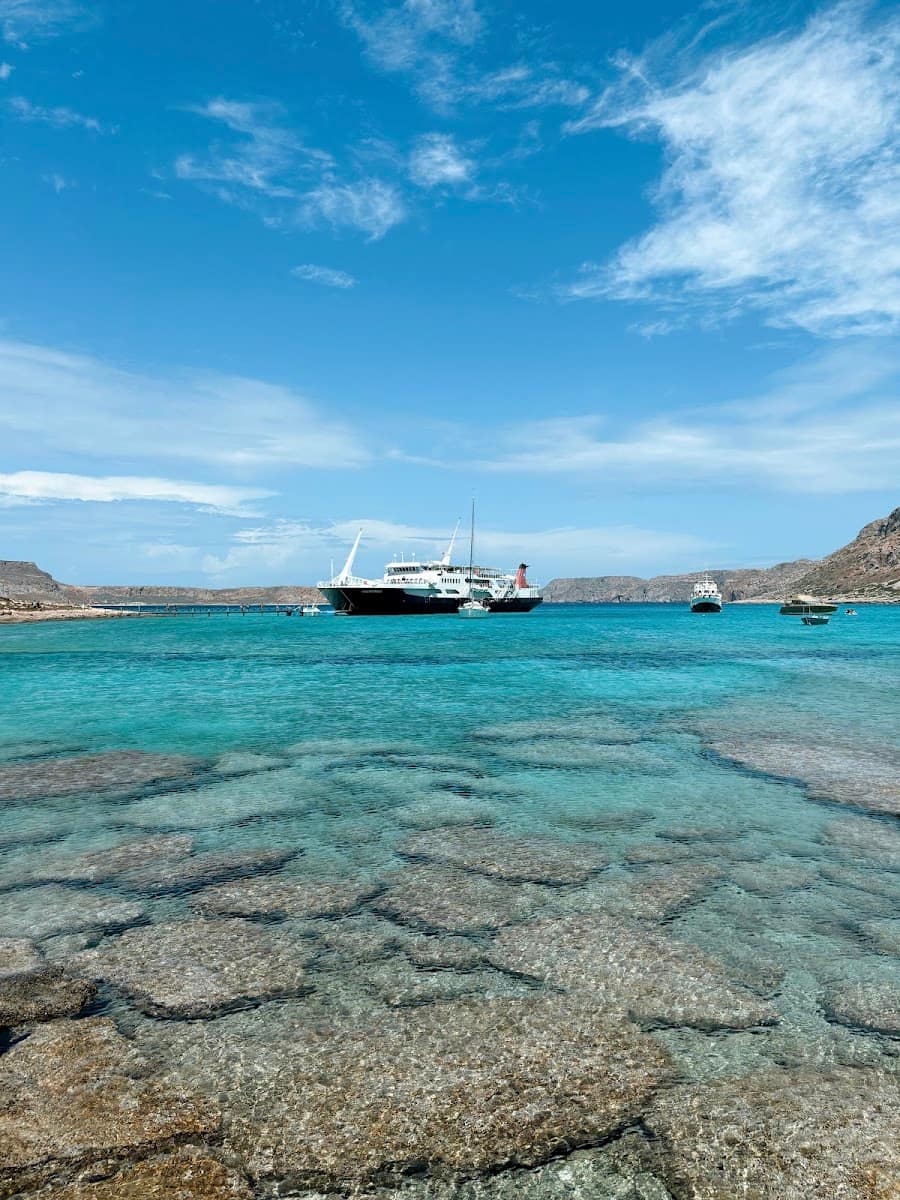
[
  {"x1": 690, "y1": 599, "x2": 722, "y2": 613},
  {"x1": 321, "y1": 586, "x2": 543, "y2": 616}
]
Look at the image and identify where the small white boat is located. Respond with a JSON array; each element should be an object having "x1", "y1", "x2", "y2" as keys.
[
  {"x1": 690, "y1": 575, "x2": 722, "y2": 613},
  {"x1": 844, "y1": 608, "x2": 858, "y2": 616},
  {"x1": 801, "y1": 614, "x2": 830, "y2": 626},
  {"x1": 301, "y1": 604, "x2": 322, "y2": 616},
  {"x1": 459, "y1": 599, "x2": 490, "y2": 619},
  {"x1": 458, "y1": 500, "x2": 490, "y2": 619}
]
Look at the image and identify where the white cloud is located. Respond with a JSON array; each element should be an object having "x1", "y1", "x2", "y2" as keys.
[
  {"x1": 0, "y1": 471, "x2": 269, "y2": 514},
  {"x1": 176, "y1": 98, "x2": 309, "y2": 199},
  {"x1": 297, "y1": 179, "x2": 407, "y2": 240},
  {"x1": 10, "y1": 94, "x2": 106, "y2": 131},
  {"x1": 291, "y1": 264, "x2": 357, "y2": 289},
  {"x1": 564, "y1": 4, "x2": 900, "y2": 336},
  {"x1": 408, "y1": 132, "x2": 474, "y2": 187},
  {"x1": 463, "y1": 64, "x2": 589, "y2": 109},
  {"x1": 474, "y1": 344, "x2": 900, "y2": 492},
  {"x1": 0, "y1": 1, "x2": 86, "y2": 45},
  {"x1": 200, "y1": 515, "x2": 711, "y2": 578},
  {"x1": 177, "y1": 98, "x2": 407, "y2": 240},
  {"x1": 0, "y1": 337, "x2": 372, "y2": 470},
  {"x1": 43, "y1": 171, "x2": 73, "y2": 191},
  {"x1": 0, "y1": 60, "x2": 13, "y2": 77}
]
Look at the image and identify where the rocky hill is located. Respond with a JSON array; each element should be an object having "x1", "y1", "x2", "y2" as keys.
[
  {"x1": 787, "y1": 507, "x2": 900, "y2": 601},
  {"x1": 0, "y1": 562, "x2": 323, "y2": 608},
  {"x1": 542, "y1": 560, "x2": 815, "y2": 604}
]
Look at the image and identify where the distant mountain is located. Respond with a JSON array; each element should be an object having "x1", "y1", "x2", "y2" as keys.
[
  {"x1": 542, "y1": 560, "x2": 815, "y2": 604},
  {"x1": 788, "y1": 507, "x2": 900, "y2": 601},
  {"x1": 0, "y1": 561, "x2": 323, "y2": 608}
]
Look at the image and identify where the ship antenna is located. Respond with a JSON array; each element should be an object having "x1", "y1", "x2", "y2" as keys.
[
  {"x1": 442, "y1": 519, "x2": 461, "y2": 566},
  {"x1": 467, "y1": 499, "x2": 475, "y2": 595}
]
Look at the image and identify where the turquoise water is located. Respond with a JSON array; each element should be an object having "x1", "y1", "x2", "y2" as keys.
[{"x1": 1, "y1": 604, "x2": 898, "y2": 1196}]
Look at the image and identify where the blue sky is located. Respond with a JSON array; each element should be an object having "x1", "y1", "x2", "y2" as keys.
[{"x1": 1, "y1": 0, "x2": 898, "y2": 585}]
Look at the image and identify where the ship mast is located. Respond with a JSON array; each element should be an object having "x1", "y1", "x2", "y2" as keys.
[
  {"x1": 467, "y1": 500, "x2": 475, "y2": 597},
  {"x1": 441, "y1": 519, "x2": 461, "y2": 566}
]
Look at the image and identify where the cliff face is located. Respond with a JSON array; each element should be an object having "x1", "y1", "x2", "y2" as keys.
[
  {"x1": 542, "y1": 561, "x2": 815, "y2": 604},
  {"x1": 0, "y1": 561, "x2": 71, "y2": 604},
  {"x1": 788, "y1": 507, "x2": 900, "y2": 600}
]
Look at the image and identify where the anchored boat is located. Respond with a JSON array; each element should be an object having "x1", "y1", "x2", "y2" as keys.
[
  {"x1": 458, "y1": 501, "x2": 490, "y2": 619},
  {"x1": 780, "y1": 594, "x2": 838, "y2": 616},
  {"x1": 319, "y1": 525, "x2": 543, "y2": 616},
  {"x1": 690, "y1": 576, "x2": 723, "y2": 613}
]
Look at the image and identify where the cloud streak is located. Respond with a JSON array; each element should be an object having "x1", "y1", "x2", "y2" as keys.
[
  {"x1": 10, "y1": 94, "x2": 106, "y2": 131},
  {"x1": 564, "y1": 4, "x2": 900, "y2": 336},
  {"x1": 0, "y1": 337, "x2": 372, "y2": 470},
  {"x1": 291, "y1": 263, "x2": 357, "y2": 289},
  {"x1": 0, "y1": 471, "x2": 269, "y2": 514}
]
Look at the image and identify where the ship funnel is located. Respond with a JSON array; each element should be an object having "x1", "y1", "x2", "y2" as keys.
[
  {"x1": 515, "y1": 563, "x2": 530, "y2": 588},
  {"x1": 336, "y1": 528, "x2": 363, "y2": 583}
]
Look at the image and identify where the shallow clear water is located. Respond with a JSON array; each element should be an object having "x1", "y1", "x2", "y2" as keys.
[{"x1": 1, "y1": 604, "x2": 898, "y2": 1196}]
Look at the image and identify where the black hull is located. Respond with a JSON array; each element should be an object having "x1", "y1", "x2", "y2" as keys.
[
  {"x1": 690, "y1": 601, "x2": 722, "y2": 613},
  {"x1": 320, "y1": 587, "x2": 543, "y2": 616}
]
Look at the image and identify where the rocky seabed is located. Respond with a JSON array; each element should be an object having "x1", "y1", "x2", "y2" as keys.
[{"x1": 0, "y1": 721, "x2": 898, "y2": 1200}]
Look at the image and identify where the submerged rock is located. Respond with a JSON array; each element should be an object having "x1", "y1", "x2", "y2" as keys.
[
  {"x1": 710, "y1": 735, "x2": 900, "y2": 816},
  {"x1": 373, "y1": 866, "x2": 545, "y2": 933},
  {"x1": 191, "y1": 876, "x2": 375, "y2": 919},
  {"x1": 0, "y1": 750, "x2": 200, "y2": 802},
  {"x1": 551, "y1": 864, "x2": 722, "y2": 923},
  {"x1": 731, "y1": 861, "x2": 819, "y2": 898},
  {"x1": 0, "y1": 835, "x2": 195, "y2": 890},
  {"x1": 823, "y1": 816, "x2": 900, "y2": 868},
  {"x1": 473, "y1": 715, "x2": 639, "y2": 743},
  {"x1": 0, "y1": 936, "x2": 95, "y2": 1026},
  {"x1": 488, "y1": 914, "x2": 777, "y2": 1030},
  {"x1": 36, "y1": 1148, "x2": 252, "y2": 1199},
  {"x1": 643, "y1": 1069, "x2": 900, "y2": 1199},
  {"x1": 0, "y1": 886, "x2": 145, "y2": 941},
  {"x1": 403, "y1": 932, "x2": 487, "y2": 970},
  {"x1": 401, "y1": 828, "x2": 607, "y2": 884},
  {"x1": 165, "y1": 995, "x2": 669, "y2": 1189},
  {"x1": 0, "y1": 1017, "x2": 219, "y2": 1196},
  {"x1": 859, "y1": 918, "x2": 900, "y2": 957},
  {"x1": 822, "y1": 982, "x2": 900, "y2": 1036},
  {"x1": 72, "y1": 918, "x2": 315, "y2": 1018},
  {"x1": 114, "y1": 847, "x2": 296, "y2": 895}
]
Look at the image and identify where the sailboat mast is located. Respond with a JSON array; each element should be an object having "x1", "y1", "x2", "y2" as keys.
[{"x1": 468, "y1": 499, "x2": 475, "y2": 597}]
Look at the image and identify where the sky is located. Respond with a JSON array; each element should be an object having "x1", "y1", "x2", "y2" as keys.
[{"x1": 1, "y1": 0, "x2": 898, "y2": 585}]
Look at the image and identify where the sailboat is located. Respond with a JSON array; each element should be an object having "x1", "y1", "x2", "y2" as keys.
[{"x1": 458, "y1": 501, "x2": 490, "y2": 619}]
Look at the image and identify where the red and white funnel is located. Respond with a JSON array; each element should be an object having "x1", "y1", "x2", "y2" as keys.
[{"x1": 515, "y1": 563, "x2": 530, "y2": 589}]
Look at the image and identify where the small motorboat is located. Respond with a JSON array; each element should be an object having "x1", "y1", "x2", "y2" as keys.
[
  {"x1": 301, "y1": 604, "x2": 322, "y2": 616},
  {"x1": 458, "y1": 599, "x2": 490, "y2": 619},
  {"x1": 844, "y1": 608, "x2": 858, "y2": 616},
  {"x1": 801, "y1": 614, "x2": 830, "y2": 626}
]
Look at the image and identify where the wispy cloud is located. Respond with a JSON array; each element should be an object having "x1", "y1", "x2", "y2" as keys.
[
  {"x1": 0, "y1": 471, "x2": 269, "y2": 514},
  {"x1": 408, "y1": 132, "x2": 474, "y2": 187},
  {"x1": 297, "y1": 179, "x2": 407, "y2": 240},
  {"x1": 341, "y1": 0, "x2": 589, "y2": 115},
  {"x1": 0, "y1": 0, "x2": 88, "y2": 45},
  {"x1": 291, "y1": 263, "x2": 357, "y2": 289},
  {"x1": 201, "y1": 515, "x2": 711, "y2": 577},
  {"x1": 10, "y1": 94, "x2": 106, "y2": 131},
  {"x1": 472, "y1": 344, "x2": 900, "y2": 492},
  {"x1": 177, "y1": 97, "x2": 406, "y2": 239},
  {"x1": 0, "y1": 60, "x2": 12, "y2": 77},
  {"x1": 563, "y1": 4, "x2": 900, "y2": 337},
  {"x1": 43, "y1": 171, "x2": 73, "y2": 191},
  {"x1": 0, "y1": 337, "x2": 372, "y2": 470}
]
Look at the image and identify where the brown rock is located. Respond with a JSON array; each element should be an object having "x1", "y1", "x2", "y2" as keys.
[
  {"x1": 824, "y1": 817, "x2": 900, "y2": 867},
  {"x1": 0, "y1": 886, "x2": 145, "y2": 941},
  {"x1": 114, "y1": 847, "x2": 296, "y2": 895},
  {"x1": 373, "y1": 866, "x2": 544, "y2": 933},
  {"x1": 488, "y1": 914, "x2": 777, "y2": 1030},
  {"x1": 34, "y1": 1149, "x2": 252, "y2": 1200},
  {"x1": 72, "y1": 918, "x2": 315, "y2": 1018},
  {"x1": 191, "y1": 876, "x2": 373, "y2": 919},
  {"x1": 0, "y1": 751, "x2": 199, "y2": 802},
  {"x1": 0, "y1": 1018, "x2": 219, "y2": 1196},
  {"x1": 168, "y1": 995, "x2": 670, "y2": 1189},
  {"x1": 401, "y1": 828, "x2": 608, "y2": 884},
  {"x1": 822, "y1": 982, "x2": 900, "y2": 1036},
  {"x1": 644, "y1": 1069, "x2": 900, "y2": 1199}
]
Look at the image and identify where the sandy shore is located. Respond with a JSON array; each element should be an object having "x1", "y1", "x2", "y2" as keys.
[{"x1": 0, "y1": 607, "x2": 139, "y2": 625}]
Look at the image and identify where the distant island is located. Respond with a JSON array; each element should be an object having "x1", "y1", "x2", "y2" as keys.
[{"x1": 2, "y1": 507, "x2": 898, "y2": 620}]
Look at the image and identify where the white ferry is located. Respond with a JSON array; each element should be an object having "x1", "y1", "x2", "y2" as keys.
[
  {"x1": 690, "y1": 576, "x2": 723, "y2": 613},
  {"x1": 318, "y1": 527, "x2": 543, "y2": 616}
]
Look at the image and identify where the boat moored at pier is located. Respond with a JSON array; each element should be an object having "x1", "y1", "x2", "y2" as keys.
[{"x1": 319, "y1": 527, "x2": 543, "y2": 616}]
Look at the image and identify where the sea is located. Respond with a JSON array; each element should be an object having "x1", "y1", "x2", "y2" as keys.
[{"x1": 1, "y1": 603, "x2": 898, "y2": 1197}]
